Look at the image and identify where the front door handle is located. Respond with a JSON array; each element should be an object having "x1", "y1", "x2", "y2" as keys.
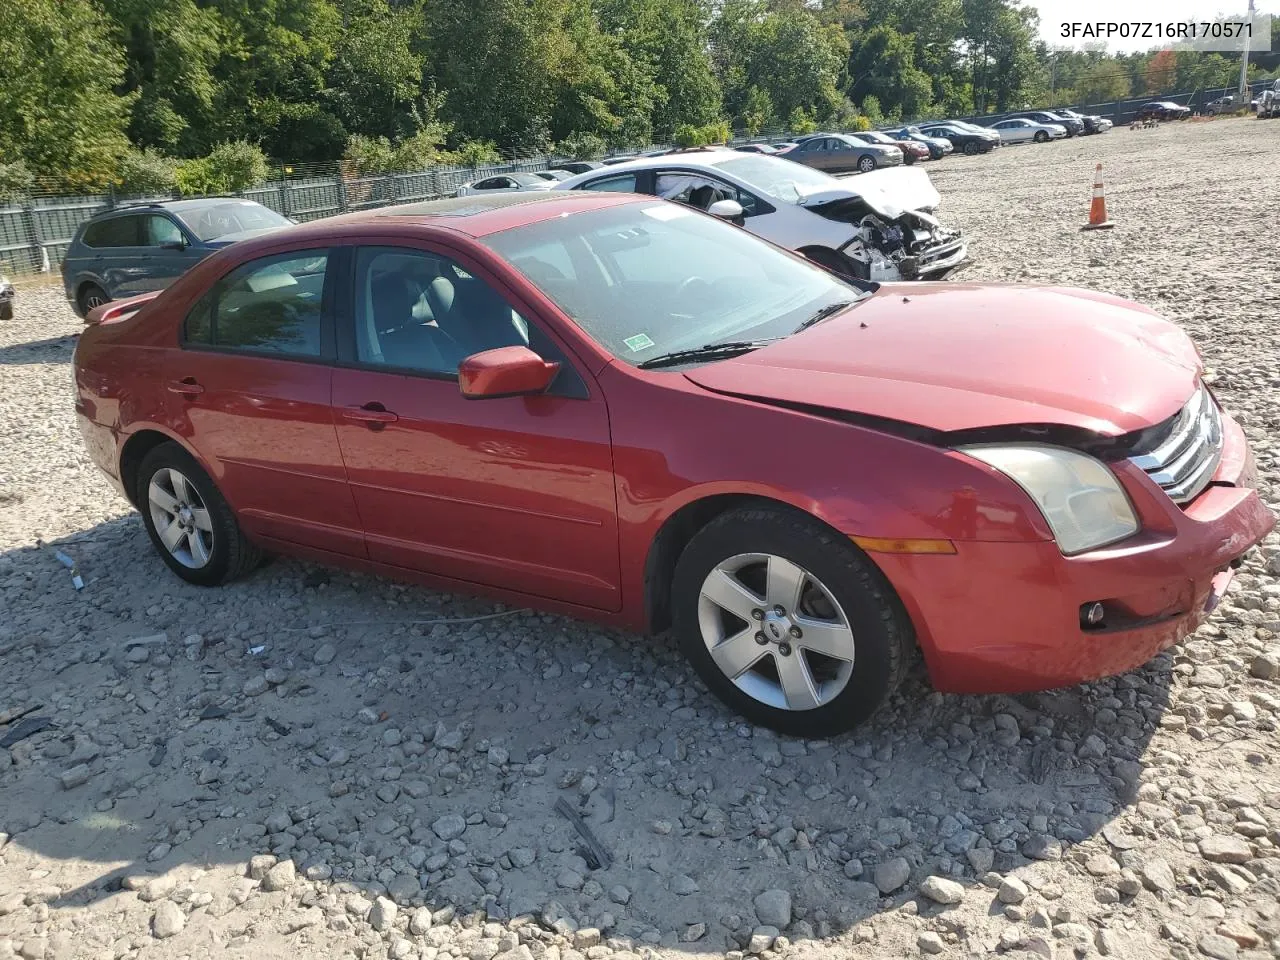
[
  {"x1": 343, "y1": 403, "x2": 398, "y2": 425},
  {"x1": 167, "y1": 378, "x2": 204, "y2": 396}
]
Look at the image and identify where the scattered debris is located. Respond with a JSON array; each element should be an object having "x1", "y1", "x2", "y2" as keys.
[
  {"x1": 0, "y1": 716, "x2": 54, "y2": 748},
  {"x1": 554, "y1": 797, "x2": 613, "y2": 870}
]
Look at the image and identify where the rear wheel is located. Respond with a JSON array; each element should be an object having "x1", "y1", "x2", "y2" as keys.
[
  {"x1": 136, "y1": 443, "x2": 262, "y2": 586},
  {"x1": 0, "y1": 301, "x2": 12, "y2": 322},
  {"x1": 857, "y1": 155, "x2": 876, "y2": 173},
  {"x1": 671, "y1": 507, "x2": 913, "y2": 737},
  {"x1": 78, "y1": 283, "x2": 109, "y2": 316},
  {"x1": 1034, "y1": 130, "x2": 1049, "y2": 143},
  {"x1": 903, "y1": 152, "x2": 915, "y2": 165}
]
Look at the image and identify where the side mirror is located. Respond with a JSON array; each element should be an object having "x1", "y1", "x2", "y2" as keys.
[
  {"x1": 707, "y1": 199, "x2": 745, "y2": 224},
  {"x1": 459, "y1": 346, "x2": 559, "y2": 399}
]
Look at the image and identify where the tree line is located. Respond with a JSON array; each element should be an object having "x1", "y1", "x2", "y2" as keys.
[{"x1": 2, "y1": 0, "x2": 1277, "y2": 193}]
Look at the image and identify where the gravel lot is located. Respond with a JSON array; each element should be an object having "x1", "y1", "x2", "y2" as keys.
[{"x1": 2, "y1": 116, "x2": 1280, "y2": 960}]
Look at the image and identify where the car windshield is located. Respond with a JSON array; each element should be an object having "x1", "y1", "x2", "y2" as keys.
[
  {"x1": 509, "y1": 173, "x2": 547, "y2": 187},
  {"x1": 858, "y1": 131, "x2": 895, "y2": 144},
  {"x1": 484, "y1": 202, "x2": 862, "y2": 367},
  {"x1": 179, "y1": 201, "x2": 292, "y2": 242},
  {"x1": 715, "y1": 155, "x2": 839, "y2": 204}
]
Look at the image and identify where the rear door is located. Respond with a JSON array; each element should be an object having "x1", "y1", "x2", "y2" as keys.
[
  {"x1": 84, "y1": 214, "x2": 148, "y2": 298},
  {"x1": 330, "y1": 241, "x2": 621, "y2": 610},
  {"x1": 170, "y1": 247, "x2": 364, "y2": 557},
  {"x1": 137, "y1": 214, "x2": 203, "y2": 292}
]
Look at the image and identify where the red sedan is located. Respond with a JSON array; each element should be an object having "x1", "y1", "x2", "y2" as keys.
[
  {"x1": 73, "y1": 192, "x2": 1273, "y2": 736},
  {"x1": 849, "y1": 129, "x2": 931, "y2": 164}
]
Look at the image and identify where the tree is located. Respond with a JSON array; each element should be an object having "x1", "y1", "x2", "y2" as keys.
[
  {"x1": 0, "y1": 0, "x2": 133, "y2": 187},
  {"x1": 1143, "y1": 49, "x2": 1178, "y2": 94},
  {"x1": 1073, "y1": 60, "x2": 1131, "y2": 104},
  {"x1": 849, "y1": 26, "x2": 934, "y2": 119},
  {"x1": 326, "y1": 3, "x2": 426, "y2": 142}
]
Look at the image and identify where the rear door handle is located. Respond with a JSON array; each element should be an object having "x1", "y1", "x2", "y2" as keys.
[
  {"x1": 343, "y1": 404, "x2": 398, "y2": 425},
  {"x1": 167, "y1": 378, "x2": 204, "y2": 396}
]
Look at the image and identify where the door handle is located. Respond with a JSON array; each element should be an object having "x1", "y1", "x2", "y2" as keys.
[
  {"x1": 343, "y1": 404, "x2": 398, "y2": 425},
  {"x1": 167, "y1": 378, "x2": 204, "y2": 396}
]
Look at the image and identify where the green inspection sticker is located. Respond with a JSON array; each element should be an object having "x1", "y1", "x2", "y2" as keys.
[{"x1": 623, "y1": 333, "x2": 655, "y2": 352}]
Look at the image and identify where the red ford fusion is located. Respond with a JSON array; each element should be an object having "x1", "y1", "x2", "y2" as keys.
[{"x1": 73, "y1": 192, "x2": 1273, "y2": 736}]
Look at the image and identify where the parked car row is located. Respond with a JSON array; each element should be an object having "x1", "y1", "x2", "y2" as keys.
[{"x1": 71, "y1": 188, "x2": 1273, "y2": 736}]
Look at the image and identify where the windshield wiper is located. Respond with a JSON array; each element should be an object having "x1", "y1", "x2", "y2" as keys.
[
  {"x1": 637, "y1": 339, "x2": 777, "y2": 370},
  {"x1": 793, "y1": 300, "x2": 855, "y2": 334}
]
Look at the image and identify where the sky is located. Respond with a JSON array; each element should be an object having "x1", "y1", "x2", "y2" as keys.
[{"x1": 1030, "y1": 0, "x2": 1277, "y2": 52}]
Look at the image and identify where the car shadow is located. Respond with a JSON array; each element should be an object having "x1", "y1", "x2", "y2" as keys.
[
  {"x1": 0, "y1": 513, "x2": 1175, "y2": 952},
  {"x1": 0, "y1": 331, "x2": 79, "y2": 366}
]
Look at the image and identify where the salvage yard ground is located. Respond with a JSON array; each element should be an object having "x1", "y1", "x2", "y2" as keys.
[{"x1": 2, "y1": 117, "x2": 1280, "y2": 960}]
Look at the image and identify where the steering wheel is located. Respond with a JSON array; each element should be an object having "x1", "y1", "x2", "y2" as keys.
[{"x1": 674, "y1": 276, "x2": 711, "y2": 303}]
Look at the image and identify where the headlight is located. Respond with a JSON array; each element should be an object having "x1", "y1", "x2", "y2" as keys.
[{"x1": 958, "y1": 445, "x2": 1139, "y2": 555}]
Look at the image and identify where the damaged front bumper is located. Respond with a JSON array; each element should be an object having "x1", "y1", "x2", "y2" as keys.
[{"x1": 836, "y1": 222, "x2": 970, "y2": 282}]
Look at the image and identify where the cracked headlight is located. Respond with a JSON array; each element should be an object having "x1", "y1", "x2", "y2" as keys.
[{"x1": 958, "y1": 444, "x2": 1139, "y2": 555}]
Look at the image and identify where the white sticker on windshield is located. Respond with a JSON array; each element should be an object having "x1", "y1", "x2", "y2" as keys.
[
  {"x1": 623, "y1": 333, "x2": 655, "y2": 352},
  {"x1": 640, "y1": 205, "x2": 691, "y2": 221}
]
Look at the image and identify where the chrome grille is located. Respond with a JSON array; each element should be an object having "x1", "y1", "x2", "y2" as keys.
[{"x1": 1129, "y1": 386, "x2": 1223, "y2": 505}]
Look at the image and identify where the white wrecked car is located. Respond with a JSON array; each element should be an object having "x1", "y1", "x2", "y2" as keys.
[{"x1": 554, "y1": 147, "x2": 968, "y2": 281}]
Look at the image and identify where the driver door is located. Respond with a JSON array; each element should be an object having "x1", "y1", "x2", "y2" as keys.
[{"x1": 330, "y1": 243, "x2": 622, "y2": 611}]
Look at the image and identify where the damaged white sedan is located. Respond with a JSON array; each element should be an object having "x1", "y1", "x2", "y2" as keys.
[{"x1": 554, "y1": 148, "x2": 968, "y2": 282}]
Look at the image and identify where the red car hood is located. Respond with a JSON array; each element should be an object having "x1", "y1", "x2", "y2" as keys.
[{"x1": 683, "y1": 284, "x2": 1201, "y2": 436}]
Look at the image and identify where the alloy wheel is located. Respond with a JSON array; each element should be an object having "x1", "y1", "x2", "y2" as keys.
[
  {"x1": 147, "y1": 467, "x2": 214, "y2": 569},
  {"x1": 858, "y1": 156, "x2": 876, "y2": 173},
  {"x1": 697, "y1": 552, "x2": 856, "y2": 711}
]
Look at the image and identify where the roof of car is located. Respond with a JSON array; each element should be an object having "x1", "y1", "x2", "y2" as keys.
[
  {"x1": 285, "y1": 190, "x2": 641, "y2": 240},
  {"x1": 554, "y1": 147, "x2": 752, "y2": 181},
  {"x1": 89, "y1": 196, "x2": 261, "y2": 219}
]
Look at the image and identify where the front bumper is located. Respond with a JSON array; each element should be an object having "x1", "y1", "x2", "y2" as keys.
[{"x1": 871, "y1": 411, "x2": 1274, "y2": 694}]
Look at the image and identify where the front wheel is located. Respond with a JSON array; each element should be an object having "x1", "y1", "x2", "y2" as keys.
[
  {"x1": 962, "y1": 142, "x2": 979, "y2": 155},
  {"x1": 903, "y1": 153, "x2": 915, "y2": 165},
  {"x1": 0, "y1": 301, "x2": 12, "y2": 322},
  {"x1": 136, "y1": 443, "x2": 262, "y2": 586},
  {"x1": 857, "y1": 155, "x2": 876, "y2": 173},
  {"x1": 1034, "y1": 131, "x2": 1048, "y2": 143},
  {"x1": 78, "y1": 284, "x2": 109, "y2": 317},
  {"x1": 671, "y1": 507, "x2": 913, "y2": 737}
]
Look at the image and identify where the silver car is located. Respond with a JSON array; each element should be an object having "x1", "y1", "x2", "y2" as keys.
[
  {"x1": 988, "y1": 117, "x2": 1067, "y2": 144},
  {"x1": 455, "y1": 172, "x2": 556, "y2": 197}
]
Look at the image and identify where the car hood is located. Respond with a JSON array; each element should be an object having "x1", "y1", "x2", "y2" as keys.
[
  {"x1": 206, "y1": 226, "x2": 289, "y2": 246},
  {"x1": 796, "y1": 166, "x2": 941, "y2": 219},
  {"x1": 682, "y1": 284, "x2": 1200, "y2": 436}
]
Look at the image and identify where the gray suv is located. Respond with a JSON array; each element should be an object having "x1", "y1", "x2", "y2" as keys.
[{"x1": 61, "y1": 198, "x2": 292, "y2": 317}]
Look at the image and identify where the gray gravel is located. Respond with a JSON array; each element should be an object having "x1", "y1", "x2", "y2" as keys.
[{"x1": 2, "y1": 117, "x2": 1280, "y2": 960}]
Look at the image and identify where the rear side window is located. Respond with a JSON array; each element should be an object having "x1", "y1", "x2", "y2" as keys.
[
  {"x1": 184, "y1": 251, "x2": 328, "y2": 358},
  {"x1": 578, "y1": 174, "x2": 637, "y2": 193},
  {"x1": 81, "y1": 216, "x2": 140, "y2": 248}
]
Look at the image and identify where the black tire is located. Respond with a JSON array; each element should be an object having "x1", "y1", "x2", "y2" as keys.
[
  {"x1": 903, "y1": 152, "x2": 915, "y2": 165},
  {"x1": 78, "y1": 284, "x2": 109, "y2": 317},
  {"x1": 671, "y1": 507, "x2": 913, "y2": 737},
  {"x1": 962, "y1": 141, "x2": 979, "y2": 155},
  {"x1": 857, "y1": 155, "x2": 876, "y2": 173},
  {"x1": 1034, "y1": 130, "x2": 1048, "y2": 143},
  {"x1": 0, "y1": 301, "x2": 12, "y2": 322},
  {"x1": 136, "y1": 442, "x2": 262, "y2": 586}
]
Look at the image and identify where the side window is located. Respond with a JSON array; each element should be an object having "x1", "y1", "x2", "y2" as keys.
[
  {"x1": 213, "y1": 252, "x2": 328, "y2": 357},
  {"x1": 144, "y1": 215, "x2": 184, "y2": 247},
  {"x1": 577, "y1": 174, "x2": 637, "y2": 193},
  {"x1": 352, "y1": 247, "x2": 531, "y2": 376},
  {"x1": 81, "y1": 216, "x2": 140, "y2": 248},
  {"x1": 474, "y1": 178, "x2": 507, "y2": 190},
  {"x1": 654, "y1": 173, "x2": 760, "y2": 216},
  {"x1": 185, "y1": 291, "x2": 213, "y2": 345}
]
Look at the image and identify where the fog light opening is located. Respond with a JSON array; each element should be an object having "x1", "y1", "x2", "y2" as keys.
[{"x1": 1081, "y1": 601, "x2": 1106, "y2": 629}]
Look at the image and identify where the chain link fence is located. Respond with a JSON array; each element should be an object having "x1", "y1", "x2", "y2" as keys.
[{"x1": 2, "y1": 78, "x2": 1271, "y2": 277}]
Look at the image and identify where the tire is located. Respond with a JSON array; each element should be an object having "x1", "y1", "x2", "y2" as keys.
[
  {"x1": 1034, "y1": 130, "x2": 1048, "y2": 143},
  {"x1": 78, "y1": 283, "x2": 109, "y2": 317},
  {"x1": 0, "y1": 301, "x2": 12, "y2": 322},
  {"x1": 671, "y1": 506, "x2": 913, "y2": 737},
  {"x1": 857, "y1": 155, "x2": 876, "y2": 173},
  {"x1": 903, "y1": 153, "x2": 915, "y2": 165},
  {"x1": 962, "y1": 142, "x2": 979, "y2": 155},
  {"x1": 136, "y1": 442, "x2": 262, "y2": 586}
]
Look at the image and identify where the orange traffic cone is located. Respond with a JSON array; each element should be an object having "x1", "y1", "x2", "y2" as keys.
[{"x1": 1081, "y1": 163, "x2": 1114, "y2": 231}]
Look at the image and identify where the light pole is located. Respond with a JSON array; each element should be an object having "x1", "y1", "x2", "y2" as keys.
[{"x1": 1238, "y1": 0, "x2": 1255, "y2": 104}]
